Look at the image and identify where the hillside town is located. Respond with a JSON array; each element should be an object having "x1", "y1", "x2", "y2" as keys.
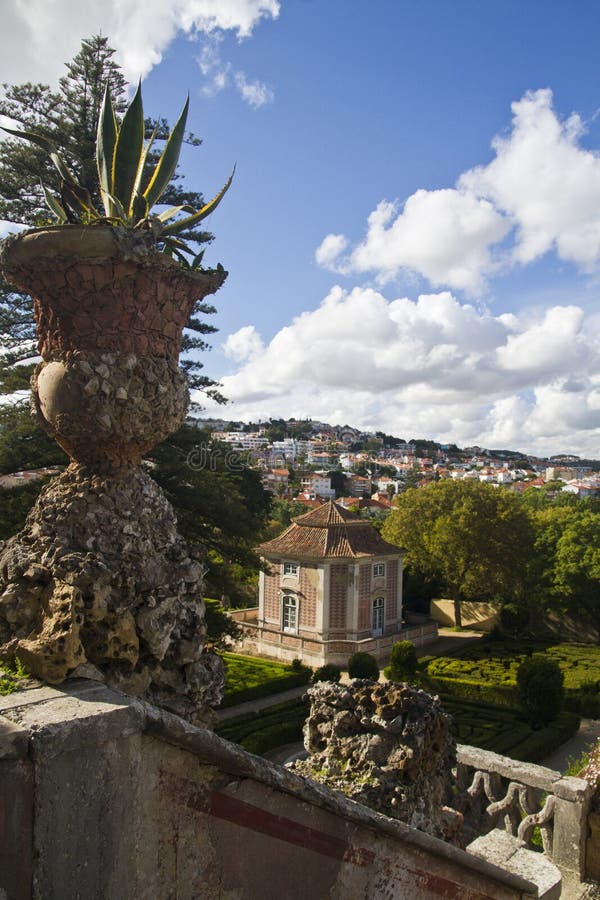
[{"x1": 200, "y1": 416, "x2": 600, "y2": 507}]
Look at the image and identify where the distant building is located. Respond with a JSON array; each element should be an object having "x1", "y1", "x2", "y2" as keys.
[{"x1": 242, "y1": 501, "x2": 407, "y2": 666}]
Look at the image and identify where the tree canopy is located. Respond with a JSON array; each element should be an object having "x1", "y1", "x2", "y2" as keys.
[{"x1": 382, "y1": 480, "x2": 534, "y2": 627}]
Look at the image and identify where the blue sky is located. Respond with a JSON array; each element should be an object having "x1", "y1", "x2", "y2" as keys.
[{"x1": 2, "y1": 1, "x2": 600, "y2": 456}]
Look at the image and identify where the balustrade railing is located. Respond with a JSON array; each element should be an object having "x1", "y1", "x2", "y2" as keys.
[{"x1": 455, "y1": 744, "x2": 592, "y2": 883}]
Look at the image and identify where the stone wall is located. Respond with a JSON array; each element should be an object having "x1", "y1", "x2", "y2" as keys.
[{"x1": 0, "y1": 679, "x2": 542, "y2": 900}]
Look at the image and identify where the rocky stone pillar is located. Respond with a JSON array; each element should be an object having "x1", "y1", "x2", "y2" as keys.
[
  {"x1": 292, "y1": 679, "x2": 462, "y2": 841},
  {"x1": 0, "y1": 226, "x2": 226, "y2": 725}
]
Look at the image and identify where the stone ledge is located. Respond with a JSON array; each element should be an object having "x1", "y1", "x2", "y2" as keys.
[
  {"x1": 468, "y1": 830, "x2": 562, "y2": 900},
  {"x1": 0, "y1": 680, "x2": 145, "y2": 760}
]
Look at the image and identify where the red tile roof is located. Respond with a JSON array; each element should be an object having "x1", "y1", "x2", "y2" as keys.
[{"x1": 257, "y1": 500, "x2": 402, "y2": 560}]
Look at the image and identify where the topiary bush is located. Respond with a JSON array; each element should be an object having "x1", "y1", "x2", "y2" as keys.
[
  {"x1": 385, "y1": 640, "x2": 417, "y2": 682},
  {"x1": 517, "y1": 654, "x2": 564, "y2": 727},
  {"x1": 347, "y1": 652, "x2": 379, "y2": 680},
  {"x1": 312, "y1": 664, "x2": 342, "y2": 684}
]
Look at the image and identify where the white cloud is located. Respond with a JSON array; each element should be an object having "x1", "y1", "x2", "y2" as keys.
[
  {"x1": 198, "y1": 35, "x2": 274, "y2": 107},
  {"x1": 0, "y1": 0, "x2": 280, "y2": 85},
  {"x1": 233, "y1": 72, "x2": 274, "y2": 108},
  {"x1": 200, "y1": 286, "x2": 600, "y2": 457},
  {"x1": 319, "y1": 89, "x2": 600, "y2": 293},
  {"x1": 223, "y1": 325, "x2": 264, "y2": 362},
  {"x1": 315, "y1": 233, "x2": 349, "y2": 270}
]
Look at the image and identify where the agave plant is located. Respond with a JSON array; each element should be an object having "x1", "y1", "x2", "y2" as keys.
[{"x1": 1, "y1": 82, "x2": 233, "y2": 268}]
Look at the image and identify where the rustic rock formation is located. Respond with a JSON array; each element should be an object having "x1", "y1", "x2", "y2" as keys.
[
  {"x1": 292, "y1": 679, "x2": 461, "y2": 841},
  {"x1": 0, "y1": 226, "x2": 227, "y2": 725}
]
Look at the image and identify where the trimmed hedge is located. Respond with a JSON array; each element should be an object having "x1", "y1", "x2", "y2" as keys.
[
  {"x1": 421, "y1": 674, "x2": 519, "y2": 709},
  {"x1": 439, "y1": 693, "x2": 580, "y2": 763},
  {"x1": 215, "y1": 697, "x2": 310, "y2": 756}
]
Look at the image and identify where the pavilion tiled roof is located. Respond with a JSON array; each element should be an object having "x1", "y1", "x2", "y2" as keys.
[{"x1": 257, "y1": 500, "x2": 402, "y2": 560}]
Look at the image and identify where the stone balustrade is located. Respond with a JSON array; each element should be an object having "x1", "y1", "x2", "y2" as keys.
[{"x1": 455, "y1": 743, "x2": 592, "y2": 887}]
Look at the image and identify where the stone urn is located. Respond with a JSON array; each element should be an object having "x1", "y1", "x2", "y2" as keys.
[{"x1": 0, "y1": 225, "x2": 227, "y2": 724}]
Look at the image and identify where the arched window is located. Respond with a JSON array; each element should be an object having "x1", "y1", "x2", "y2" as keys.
[
  {"x1": 372, "y1": 597, "x2": 384, "y2": 636},
  {"x1": 282, "y1": 594, "x2": 298, "y2": 633}
]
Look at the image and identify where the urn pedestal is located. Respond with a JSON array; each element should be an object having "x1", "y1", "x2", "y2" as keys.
[{"x1": 0, "y1": 226, "x2": 227, "y2": 724}]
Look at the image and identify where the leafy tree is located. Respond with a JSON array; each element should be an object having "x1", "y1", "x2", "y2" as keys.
[
  {"x1": 526, "y1": 506, "x2": 600, "y2": 625},
  {"x1": 0, "y1": 34, "x2": 221, "y2": 399},
  {"x1": 203, "y1": 598, "x2": 242, "y2": 650},
  {"x1": 517, "y1": 655, "x2": 564, "y2": 726},
  {"x1": 266, "y1": 498, "x2": 307, "y2": 535},
  {"x1": 382, "y1": 480, "x2": 534, "y2": 628},
  {"x1": 148, "y1": 425, "x2": 271, "y2": 606}
]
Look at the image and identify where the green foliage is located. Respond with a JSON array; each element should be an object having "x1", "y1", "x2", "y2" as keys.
[
  {"x1": 0, "y1": 477, "x2": 51, "y2": 540},
  {"x1": 203, "y1": 598, "x2": 241, "y2": 651},
  {"x1": 516, "y1": 655, "x2": 565, "y2": 726},
  {"x1": 0, "y1": 401, "x2": 67, "y2": 476},
  {"x1": 347, "y1": 652, "x2": 380, "y2": 680},
  {"x1": 215, "y1": 697, "x2": 310, "y2": 756},
  {"x1": 382, "y1": 480, "x2": 534, "y2": 627},
  {"x1": 0, "y1": 656, "x2": 30, "y2": 695},
  {"x1": 220, "y1": 652, "x2": 311, "y2": 708},
  {"x1": 421, "y1": 640, "x2": 600, "y2": 721},
  {"x1": 500, "y1": 602, "x2": 529, "y2": 632},
  {"x1": 148, "y1": 424, "x2": 271, "y2": 606},
  {"x1": 386, "y1": 640, "x2": 418, "y2": 682},
  {"x1": 440, "y1": 694, "x2": 579, "y2": 763},
  {"x1": 312, "y1": 664, "x2": 342, "y2": 684}
]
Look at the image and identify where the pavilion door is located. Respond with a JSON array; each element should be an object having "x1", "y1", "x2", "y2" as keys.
[{"x1": 372, "y1": 597, "x2": 384, "y2": 636}]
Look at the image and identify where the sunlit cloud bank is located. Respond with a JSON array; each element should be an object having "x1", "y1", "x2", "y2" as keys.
[
  {"x1": 204, "y1": 286, "x2": 600, "y2": 457},
  {"x1": 317, "y1": 90, "x2": 600, "y2": 293},
  {"x1": 2, "y1": 0, "x2": 279, "y2": 105}
]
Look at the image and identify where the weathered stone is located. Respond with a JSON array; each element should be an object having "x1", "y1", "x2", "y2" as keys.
[
  {"x1": 0, "y1": 465, "x2": 224, "y2": 725},
  {"x1": 292, "y1": 680, "x2": 459, "y2": 841},
  {"x1": 31, "y1": 351, "x2": 189, "y2": 471}
]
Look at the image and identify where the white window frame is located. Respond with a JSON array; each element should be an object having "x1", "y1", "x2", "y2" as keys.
[
  {"x1": 372, "y1": 596, "x2": 384, "y2": 636},
  {"x1": 282, "y1": 594, "x2": 298, "y2": 633},
  {"x1": 282, "y1": 561, "x2": 299, "y2": 578},
  {"x1": 373, "y1": 562, "x2": 386, "y2": 578}
]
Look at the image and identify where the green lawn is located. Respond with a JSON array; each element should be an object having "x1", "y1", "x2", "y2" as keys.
[{"x1": 219, "y1": 652, "x2": 311, "y2": 707}]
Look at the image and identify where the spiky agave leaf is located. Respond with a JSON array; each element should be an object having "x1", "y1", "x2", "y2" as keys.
[
  {"x1": 41, "y1": 182, "x2": 68, "y2": 223},
  {"x1": 130, "y1": 124, "x2": 157, "y2": 214},
  {"x1": 60, "y1": 180, "x2": 97, "y2": 220},
  {"x1": 160, "y1": 165, "x2": 235, "y2": 236},
  {"x1": 142, "y1": 97, "x2": 189, "y2": 211},
  {"x1": 1, "y1": 126, "x2": 76, "y2": 183},
  {"x1": 111, "y1": 80, "x2": 144, "y2": 218},
  {"x1": 96, "y1": 82, "x2": 118, "y2": 217}
]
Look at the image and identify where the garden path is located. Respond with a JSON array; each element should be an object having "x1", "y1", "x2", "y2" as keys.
[{"x1": 542, "y1": 718, "x2": 600, "y2": 774}]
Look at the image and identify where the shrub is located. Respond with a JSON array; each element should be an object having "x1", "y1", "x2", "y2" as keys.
[
  {"x1": 386, "y1": 641, "x2": 418, "y2": 682},
  {"x1": 517, "y1": 655, "x2": 564, "y2": 726},
  {"x1": 500, "y1": 603, "x2": 528, "y2": 632},
  {"x1": 290, "y1": 658, "x2": 304, "y2": 672},
  {"x1": 348, "y1": 652, "x2": 379, "y2": 680},
  {"x1": 312, "y1": 664, "x2": 342, "y2": 684}
]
